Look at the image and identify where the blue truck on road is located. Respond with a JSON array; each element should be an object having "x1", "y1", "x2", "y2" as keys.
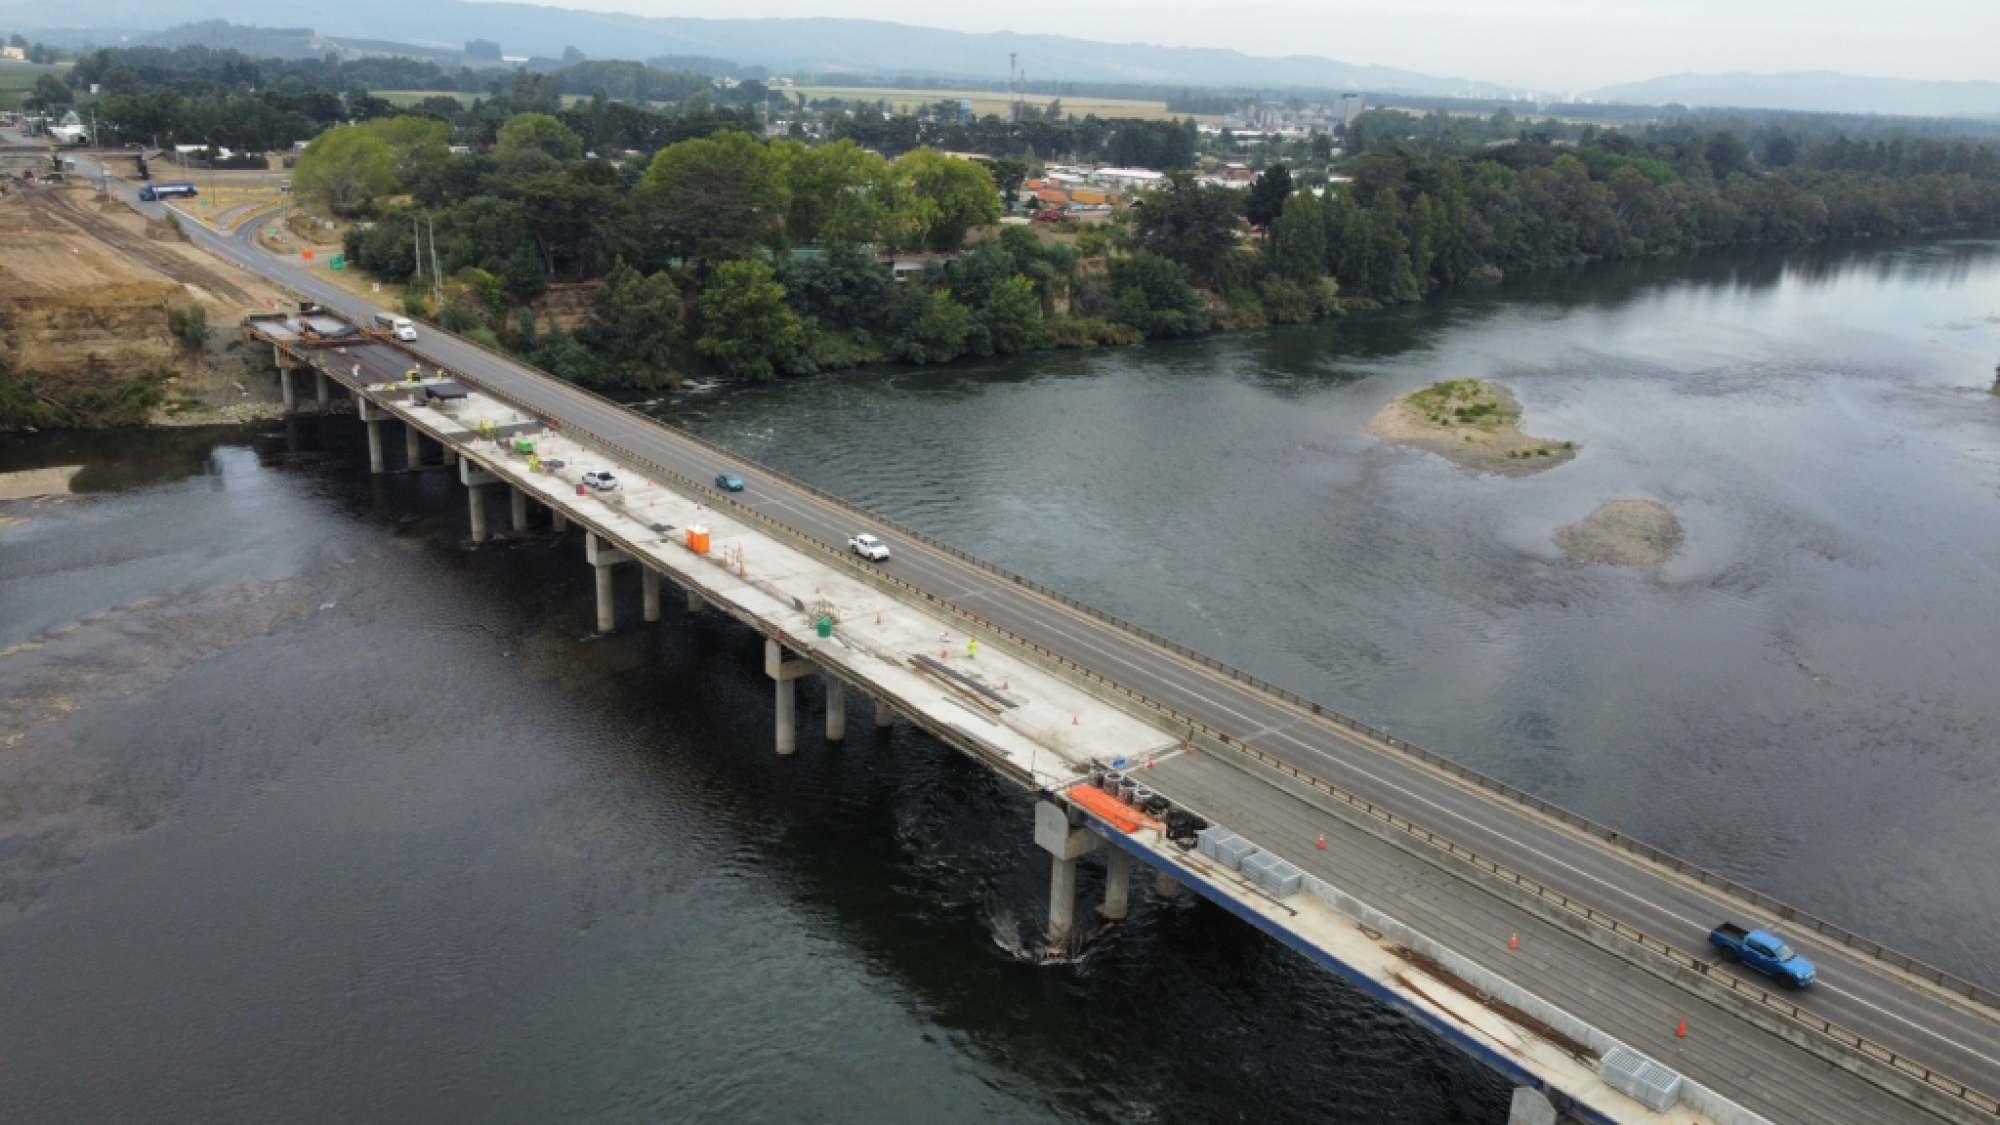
[
  {"x1": 1710, "y1": 923, "x2": 1818, "y2": 988},
  {"x1": 138, "y1": 182, "x2": 198, "y2": 201}
]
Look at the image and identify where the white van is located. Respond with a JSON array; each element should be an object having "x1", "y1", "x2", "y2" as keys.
[{"x1": 372, "y1": 310, "x2": 419, "y2": 342}]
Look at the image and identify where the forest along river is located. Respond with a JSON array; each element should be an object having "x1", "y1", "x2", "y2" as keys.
[{"x1": 3, "y1": 240, "x2": 1997, "y2": 1121}]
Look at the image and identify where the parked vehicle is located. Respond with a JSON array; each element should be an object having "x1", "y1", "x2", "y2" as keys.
[
  {"x1": 582, "y1": 470, "x2": 618, "y2": 492},
  {"x1": 137, "y1": 182, "x2": 198, "y2": 201},
  {"x1": 1709, "y1": 924, "x2": 1817, "y2": 988},
  {"x1": 848, "y1": 532, "x2": 890, "y2": 561},
  {"x1": 371, "y1": 311, "x2": 418, "y2": 342},
  {"x1": 714, "y1": 473, "x2": 744, "y2": 492}
]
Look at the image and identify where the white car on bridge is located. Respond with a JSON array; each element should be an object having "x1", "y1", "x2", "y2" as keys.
[{"x1": 848, "y1": 533, "x2": 890, "y2": 561}]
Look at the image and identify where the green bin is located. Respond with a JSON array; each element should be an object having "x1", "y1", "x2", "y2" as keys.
[{"x1": 815, "y1": 616, "x2": 833, "y2": 638}]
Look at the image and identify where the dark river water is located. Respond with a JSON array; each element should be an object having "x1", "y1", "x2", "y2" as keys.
[{"x1": 4, "y1": 240, "x2": 1998, "y2": 1122}]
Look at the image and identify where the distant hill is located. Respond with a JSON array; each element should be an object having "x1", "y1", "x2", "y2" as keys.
[
  {"x1": 1590, "y1": 71, "x2": 2000, "y2": 119},
  {"x1": 0, "y1": 1, "x2": 1513, "y2": 96}
]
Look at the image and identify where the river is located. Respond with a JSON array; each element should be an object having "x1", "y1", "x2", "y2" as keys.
[{"x1": 4, "y1": 240, "x2": 1997, "y2": 1121}]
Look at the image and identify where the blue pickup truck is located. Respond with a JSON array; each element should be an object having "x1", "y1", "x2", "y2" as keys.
[{"x1": 1710, "y1": 923, "x2": 1818, "y2": 988}]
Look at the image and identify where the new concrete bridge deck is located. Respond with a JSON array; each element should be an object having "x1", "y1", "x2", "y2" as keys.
[{"x1": 39, "y1": 139, "x2": 1997, "y2": 1123}]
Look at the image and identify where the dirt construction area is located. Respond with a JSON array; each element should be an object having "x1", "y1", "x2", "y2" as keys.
[{"x1": 0, "y1": 177, "x2": 303, "y2": 426}]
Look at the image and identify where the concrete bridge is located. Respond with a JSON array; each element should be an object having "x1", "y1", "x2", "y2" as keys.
[{"x1": 52, "y1": 139, "x2": 2000, "y2": 1124}]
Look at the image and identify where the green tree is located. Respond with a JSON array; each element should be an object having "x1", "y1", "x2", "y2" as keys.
[
  {"x1": 982, "y1": 275, "x2": 1047, "y2": 354},
  {"x1": 1110, "y1": 251, "x2": 1207, "y2": 338},
  {"x1": 895, "y1": 289, "x2": 979, "y2": 363},
  {"x1": 586, "y1": 260, "x2": 683, "y2": 388},
  {"x1": 893, "y1": 148, "x2": 1002, "y2": 251},
  {"x1": 644, "y1": 131, "x2": 784, "y2": 275},
  {"x1": 294, "y1": 126, "x2": 397, "y2": 215},
  {"x1": 1270, "y1": 191, "x2": 1328, "y2": 283},
  {"x1": 27, "y1": 74, "x2": 71, "y2": 111},
  {"x1": 362, "y1": 115, "x2": 451, "y2": 184},
  {"x1": 494, "y1": 113, "x2": 584, "y2": 174},
  {"x1": 697, "y1": 260, "x2": 803, "y2": 381},
  {"x1": 1245, "y1": 161, "x2": 1294, "y2": 230},
  {"x1": 770, "y1": 139, "x2": 894, "y2": 247},
  {"x1": 1131, "y1": 172, "x2": 1244, "y2": 285}
]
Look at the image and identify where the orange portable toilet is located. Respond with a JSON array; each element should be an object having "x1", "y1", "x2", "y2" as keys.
[{"x1": 687, "y1": 525, "x2": 710, "y2": 555}]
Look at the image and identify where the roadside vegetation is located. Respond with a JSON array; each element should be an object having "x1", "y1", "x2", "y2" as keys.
[{"x1": 27, "y1": 43, "x2": 2000, "y2": 397}]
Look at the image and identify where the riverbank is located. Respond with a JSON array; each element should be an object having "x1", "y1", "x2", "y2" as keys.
[{"x1": 1368, "y1": 379, "x2": 1577, "y2": 476}]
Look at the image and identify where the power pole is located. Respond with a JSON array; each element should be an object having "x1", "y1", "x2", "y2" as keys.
[
  {"x1": 412, "y1": 212, "x2": 423, "y2": 290},
  {"x1": 427, "y1": 213, "x2": 443, "y2": 314}
]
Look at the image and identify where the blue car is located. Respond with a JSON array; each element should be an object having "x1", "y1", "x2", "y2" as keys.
[
  {"x1": 1709, "y1": 923, "x2": 1817, "y2": 988},
  {"x1": 714, "y1": 473, "x2": 745, "y2": 492}
]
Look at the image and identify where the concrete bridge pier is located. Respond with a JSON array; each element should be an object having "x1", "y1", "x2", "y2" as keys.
[
  {"x1": 1507, "y1": 1088, "x2": 1555, "y2": 1125},
  {"x1": 510, "y1": 486, "x2": 529, "y2": 533},
  {"x1": 765, "y1": 638, "x2": 815, "y2": 755},
  {"x1": 1101, "y1": 847, "x2": 1133, "y2": 921},
  {"x1": 874, "y1": 696, "x2": 895, "y2": 729},
  {"x1": 686, "y1": 589, "x2": 703, "y2": 614},
  {"x1": 405, "y1": 423, "x2": 424, "y2": 470},
  {"x1": 1034, "y1": 801, "x2": 1099, "y2": 943},
  {"x1": 1155, "y1": 872, "x2": 1184, "y2": 899},
  {"x1": 825, "y1": 676, "x2": 846, "y2": 741},
  {"x1": 315, "y1": 370, "x2": 330, "y2": 409},
  {"x1": 641, "y1": 569, "x2": 661, "y2": 623},
  {"x1": 547, "y1": 505, "x2": 564, "y2": 532},
  {"x1": 585, "y1": 532, "x2": 630, "y2": 634},
  {"x1": 441, "y1": 444, "x2": 456, "y2": 466},
  {"x1": 280, "y1": 367, "x2": 297, "y2": 414},
  {"x1": 357, "y1": 397, "x2": 391, "y2": 474},
  {"x1": 459, "y1": 458, "x2": 500, "y2": 543}
]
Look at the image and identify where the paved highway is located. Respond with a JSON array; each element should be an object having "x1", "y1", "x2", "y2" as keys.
[{"x1": 56, "y1": 148, "x2": 2000, "y2": 1111}]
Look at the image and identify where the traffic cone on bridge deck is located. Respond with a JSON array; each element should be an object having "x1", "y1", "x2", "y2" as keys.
[
  {"x1": 1317, "y1": 835, "x2": 1327, "y2": 850},
  {"x1": 1676, "y1": 1018, "x2": 1688, "y2": 1039},
  {"x1": 1509, "y1": 933, "x2": 1519, "y2": 952}
]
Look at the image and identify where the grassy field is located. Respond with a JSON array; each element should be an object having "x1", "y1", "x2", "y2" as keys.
[
  {"x1": 794, "y1": 85, "x2": 1209, "y2": 123},
  {"x1": 0, "y1": 60, "x2": 69, "y2": 110}
]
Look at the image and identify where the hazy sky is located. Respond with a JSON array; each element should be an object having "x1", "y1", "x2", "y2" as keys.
[{"x1": 536, "y1": 0, "x2": 1995, "y2": 92}]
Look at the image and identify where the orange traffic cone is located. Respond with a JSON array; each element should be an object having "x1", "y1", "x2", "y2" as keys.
[
  {"x1": 1072, "y1": 715, "x2": 1079, "y2": 726},
  {"x1": 876, "y1": 613, "x2": 882, "y2": 625},
  {"x1": 1676, "y1": 1018, "x2": 1688, "y2": 1039},
  {"x1": 1316, "y1": 835, "x2": 1327, "y2": 850},
  {"x1": 1509, "y1": 934, "x2": 1519, "y2": 952}
]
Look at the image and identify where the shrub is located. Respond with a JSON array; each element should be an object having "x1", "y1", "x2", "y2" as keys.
[
  {"x1": 167, "y1": 305, "x2": 209, "y2": 350},
  {"x1": 1046, "y1": 316, "x2": 1144, "y2": 349}
]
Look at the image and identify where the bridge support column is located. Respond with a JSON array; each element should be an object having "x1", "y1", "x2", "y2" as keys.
[
  {"x1": 687, "y1": 589, "x2": 703, "y2": 614},
  {"x1": 641, "y1": 569, "x2": 660, "y2": 623},
  {"x1": 874, "y1": 697, "x2": 895, "y2": 729},
  {"x1": 1034, "y1": 801, "x2": 1098, "y2": 944},
  {"x1": 765, "y1": 638, "x2": 815, "y2": 755},
  {"x1": 1507, "y1": 1088, "x2": 1555, "y2": 1125},
  {"x1": 548, "y1": 506, "x2": 565, "y2": 532},
  {"x1": 1155, "y1": 872, "x2": 1183, "y2": 899},
  {"x1": 405, "y1": 423, "x2": 423, "y2": 469},
  {"x1": 586, "y1": 532, "x2": 631, "y2": 634},
  {"x1": 1101, "y1": 847, "x2": 1132, "y2": 921},
  {"x1": 280, "y1": 367, "x2": 296, "y2": 413},
  {"x1": 358, "y1": 397, "x2": 390, "y2": 474},
  {"x1": 459, "y1": 458, "x2": 500, "y2": 544},
  {"x1": 442, "y1": 445, "x2": 456, "y2": 466},
  {"x1": 315, "y1": 370, "x2": 329, "y2": 409},
  {"x1": 825, "y1": 676, "x2": 846, "y2": 742},
  {"x1": 510, "y1": 486, "x2": 529, "y2": 533}
]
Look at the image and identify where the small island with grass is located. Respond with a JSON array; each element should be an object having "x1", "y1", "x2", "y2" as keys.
[{"x1": 1368, "y1": 379, "x2": 1577, "y2": 476}]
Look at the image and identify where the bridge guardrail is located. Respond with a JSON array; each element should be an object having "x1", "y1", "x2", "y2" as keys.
[
  {"x1": 414, "y1": 329, "x2": 1999, "y2": 1018},
  {"x1": 287, "y1": 309, "x2": 2000, "y2": 1114}
]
